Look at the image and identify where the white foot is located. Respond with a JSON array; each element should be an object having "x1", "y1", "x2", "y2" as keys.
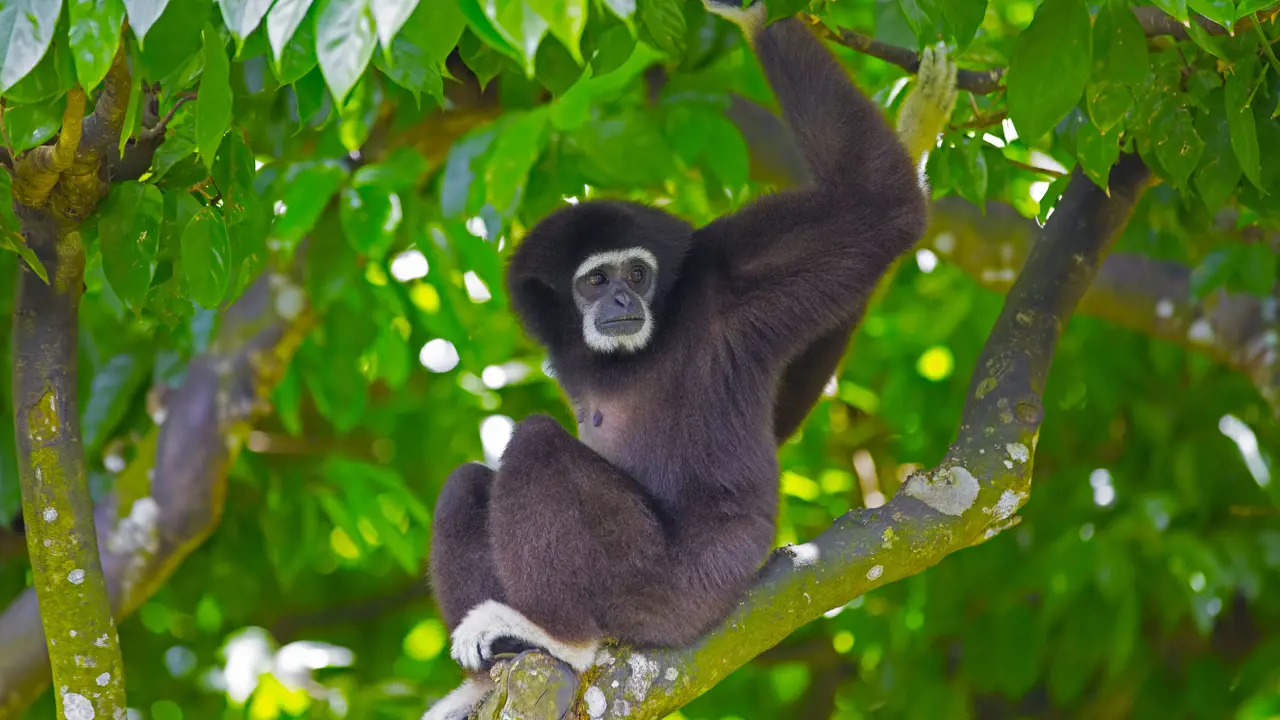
[
  {"x1": 702, "y1": 0, "x2": 767, "y2": 35},
  {"x1": 421, "y1": 676, "x2": 494, "y2": 720},
  {"x1": 449, "y1": 600, "x2": 600, "y2": 673}
]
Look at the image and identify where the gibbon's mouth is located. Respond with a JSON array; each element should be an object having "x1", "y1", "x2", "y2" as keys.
[{"x1": 596, "y1": 316, "x2": 645, "y2": 336}]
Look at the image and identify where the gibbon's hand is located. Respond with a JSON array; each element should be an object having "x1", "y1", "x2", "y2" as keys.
[
  {"x1": 897, "y1": 41, "x2": 959, "y2": 169},
  {"x1": 702, "y1": 0, "x2": 767, "y2": 37}
]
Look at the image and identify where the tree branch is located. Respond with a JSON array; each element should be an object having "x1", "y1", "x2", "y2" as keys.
[
  {"x1": 924, "y1": 197, "x2": 1280, "y2": 414},
  {"x1": 0, "y1": 258, "x2": 313, "y2": 719},
  {"x1": 444, "y1": 157, "x2": 1152, "y2": 718},
  {"x1": 817, "y1": 6, "x2": 1265, "y2": 94}
]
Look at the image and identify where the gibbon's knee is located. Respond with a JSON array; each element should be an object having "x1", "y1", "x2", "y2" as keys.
[
  {"x1": 433, "y1": 463, "x2": 493, "y2": 521},
  {"x1": 430, "y1": 463, "x2": 502, "y2": 630}
]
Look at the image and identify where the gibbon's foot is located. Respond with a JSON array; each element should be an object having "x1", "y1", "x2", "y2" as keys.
[
  {"x1": 702, "y1": 0, "x2": 767, "y2": 35},
  {"x1": 897, "y1": 40, "x2": 959, "y2": 183},
  {"x1": 915, "y1": 42, "x2": 959, "y2": 122},
  {"x1": 449, "y1": 600, "x2": 600, "y2": 673},
  {"x1": 421, "y1": 676, "x2": 494, "y2": 720}
]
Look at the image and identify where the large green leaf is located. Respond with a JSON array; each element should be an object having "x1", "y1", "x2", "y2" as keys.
[
  {"x1": 181, "y1": 207, "x2": 232, "y2": 308},
  {"x1": 637, "y1": 0, "x2": 684, "y2": 58},
  {"x1": 1076, "y1": 121, "x2": 1122, "y2": 192},
  {"x1": 98, "y1": 181, "x2": 164, "y2": 310},
  {"x1": 1151, "y1": 100, "x2": 1204, "y2": 190},
  {"x1": 529, "y1": 0, "x2": 587, "y2": 63},
  {"x1": 218, "y1": 0, "x2": 275, "y2": 46},
  {"x1": 267, "y1": 0, "x2": 316, "y2": 63},
  {"x1": 1193, "y1": 90, "x2": 1242, "y2": 211},
  {"x1": 68, "y1": 0, "x2": 127, "y2": 90},
  {"x1": 271, "y1": 160, "x2": 350, "y2": 248},
  {"x1": 0, "y1": 0, "x2": 64, "y2": 91},
  {"x1": 1005, "y1": 0, "x2": 1092, "y2": 143},
  {"x1": 316, "y1": 0, "x2": 378, "y2": 104},
  {"x1": 81, "y1": 353, "x2": 152, "y2": 455},
  {"x1": 372, "y1": 6, "x2": 445, "y2": 104},
  {"x1": 135, "y1": 0, "x2": 208, "y2": 82},
  {"x1": 370, "y1": 0, "x2": 419, "y2": 51},
  {"x1": 339, "y1": 185, "x2": 400, "y2": 258},
  {"x1": 1, "y1": 93, "x2": 66, "y2": 152},
  {"x1": 1224, "y1": 53, "x2": 1263, "y2": 190},
  {"x1": 196, "y1": 23, "x2": 232, "y2": 171},
  {"x1": 485, "y1": 107, "x2": 551, "y2": 214},
  {"x1": 1085, "y1": 0, "x2": 1148, "y2": 134},
  {"x1": 413, "y1": 0, "x2": 466, "y2": 65},
  {"x1": 122, "y1": 0, "x2": 172, "y2": 43}
]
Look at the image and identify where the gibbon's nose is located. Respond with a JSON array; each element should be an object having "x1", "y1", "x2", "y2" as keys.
[{"x1": 613, "y1": 291, "x2": 632, "y2": 308}]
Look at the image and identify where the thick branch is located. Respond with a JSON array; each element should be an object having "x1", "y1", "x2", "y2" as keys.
[
  {"x1": 456, "y1": 159, "x2": 1151, "y2": 718},
  {"x1": 926, "y1": 197, "x2": 1280, "y2": 413},
  {"x1": 9, "y1": 206, "x2": 126, "y2": 718},
  {"x1": 0, "y1": 260, "x2": 313, "y2": 719}
]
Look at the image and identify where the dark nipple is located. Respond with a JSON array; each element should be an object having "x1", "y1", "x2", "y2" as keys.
[{"x1": 592, "y1": 410, "x2": 603, "y2": 427}]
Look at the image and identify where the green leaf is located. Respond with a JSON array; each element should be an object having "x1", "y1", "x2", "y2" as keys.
[
  {"x1": 586, "y1": 22, "x2": 634, "y2": 76},
  {"x1": 1151, "y1": 100, "x2": 1204, "y2": 190},
  {"x1": 440, "y1": 125, "x2": 497, "y2": 217},
  {"x1": 267, "y1": 0, "x2": 315, "y2": 64},
  {"x1": 1189, "y1": 245, "x2": 1243, "y2": 299},
  {"x1": 0, "y1": 174, "x2": 50, "y2": 283},
  {"x1": 1187, "y1": 0, "x2": 1235, "y2": 27},
  {"x1": 135, "y1": 0, "x2": 207, "y2": 81},
  {"x1": 371, "y1": 0, "x2": 419, "y2": 52},
  {"x1": 272, "y1": 160, "x2": 350, "y2": 248},
  {"x1": 81, "y1": 353, "x2": 152, "y2": 455},
  {"x1": 1238, "y1": 242, "x2": 1277, "y2": 296},
  {"x1": 485, "y1": 107, "x2": 551, "y2": 213},
  {"x1": 273, "y1": 7, "x2": 318, "y2": 83},
  {"x1": 1005, "y1": 0, "x2": 1092, "y2": 142},
  {"x1": 953, "y1": 136, "x2": 989, "y2": 209},
  {"x1": 529, "y1": 0, "x2": 587, "y2": 63},
  {"x1": 535, "y1": 35, "x2": 584, "y2": 95},
  {"x1": 568, "y1": 108, "x2": 677, "y2": 188},
  {"x1": 2, "y1": 94, "x2": 66, "y2": 152},
  {"x1": 196, "y1": 22, "x2": 232, "y2": 172},
  {"x1": 454, "y1": 0, "x2": 528, "y2": 68},
  {"x1": 2, "y1": 32, "x2": 76, "y2": 105},
  {"x1": 1193, "y1": 91, "x2": 1242, "y2": 211},
  {"x1": 412, "y1": 0, "x2": 466, "y2": 65},
  {"x1": 638, "y1": 0, "x2": 685, "y2": 58},
  {"x1": 339, "y1": 185, "x2": 400, "y2": 258},
  {"x1": 119, "y1": 43, "x2": 144, "y2": 157},
  {"x1": 212, "y1": 125, "x2": 256, "y2": 200},
  {"x1": 316, "y1": 0, "x2": 378, "y2": 104},
  {"x1": 897, "y1": 0, "x2": 937, "y2": 45},
  {"x1": 218, "y1": 0, "x2": 275, "y2": 46},
  {"x1": 352, "y1": 146, "x2": 430, "y2": 189},
  {"x1": 702, "y1": 114, "x2": 749, "y2": 190},
  {"x1": 1224, "y1": 54, "x2": 1263, "y2": 190},
  {"x1": 1151, "y1": 0, "x2": 1188, "y2": 22},
  {"x1": 122, "y1": 0, "x2": 172, "y2": 43},
  {"x1": 940, "y1": 0, "x2": 985, "y2": 50},
  {"x1": 488, "y1": 0, "x2": 550, "y2": 75},
  {"x1": 98, "y1": 181, "x2": 164, "y2": 310},
  {"x1": 372, "y1": 9, "x2": 445, "y2": 104},
  {"x1": 68, "y1": 0, "x2": 127, "y2": 90},
  {"x1": 181, "y1": 207, "x2": 231, "y2": 308},
  {"x1": 0, "y1": 0, "x2": 64, "y2": 92},
  {"x1": 1185, "y1": 15, "x2": 1229, "y2": 59},
  {"x1": 601, "y1": 0, "x2": 634, "y2": 19},
  {"x1": 1085, "y1": 0, "x2": 1148, "y2": 134},
  {"x1": 1076, "y1": 121, "x2": 1122, "y2": 191}
]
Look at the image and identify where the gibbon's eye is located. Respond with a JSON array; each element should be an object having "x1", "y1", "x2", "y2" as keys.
[
  {"x1": 629, "y1": 266, "x2": 645, "y2": 284},
  {"x1": 588, "y1": 271, "x2": 607, "y2": 286}
]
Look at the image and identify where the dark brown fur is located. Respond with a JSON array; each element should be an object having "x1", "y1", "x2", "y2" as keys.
[{"x1": 429, "y1": 15, "x2": 925, "y2": 656}]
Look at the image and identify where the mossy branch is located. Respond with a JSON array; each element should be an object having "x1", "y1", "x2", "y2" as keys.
[
  {"x1": 0, "y1": 257, "x2": 313, "y2": 719},
  {"x1": 449, "y1": 155, "x2": 1152, "y2": 720}
]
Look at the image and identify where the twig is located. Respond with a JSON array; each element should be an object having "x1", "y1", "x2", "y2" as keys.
[
  {"x1": 0, "y1": 100, "x2": 14, "y2": 160},
  {"x1": 1006, "y1": 158, "x2": 1068, "y2": 177},
  {"x1": 141, "y1": 93, "x2": 196, "y2": 141}
]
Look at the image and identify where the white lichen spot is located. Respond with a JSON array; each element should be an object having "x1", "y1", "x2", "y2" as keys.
[
  {"x1": 933, "y1": 231, "x2": 956, "y2": 255},
  {"x1": 987, "y1": 490, "x2": 1024, "y2": 521},
  {"x1": 612, "y1": 699, "x2": 631, "y2": 717},
  {"x1": 903, "y1": 466, "x2": 980, "y2": 516},
  {"x1": 67, "y1": 569, "x2": 86, "y2": 585},
  {"x1": 274, "y1": 283, "x2": 306, "y2": 321},
  {"x1": 106, "y1": 497, "x2": 162, "y2": 604},
  {"x1": 43, "y1": 507, "x2": 58, "y2": 523},
  {"x1": 787, "y1": 542, "x2": 820, "y2": 567},
  {"x1": 1156, "y1": 298, "x2": 1175, "y2": 319},
  {"x1": 1188, "y1": 318, "x2": 1215, "y2": 345},
  {"x1": 94, "y1": 635, "x2": 109, "y2": 648},
  {"x1": 96, "y1": 673, "x2": 111, "y2": 686},
  {"x1": 984, "y1": 528, "x2": 999, "y2": 539},
  {"x1": 665, "y1": 667, "x2": 679, "y2": 682},
  {"x1": 1006, "y1": 443, "x2": 1029, "y2": 463},
  {"x1": 44, "y1": 539, "x2": 52, "y2": 547},
  {"x1": 866, "y1": 565, "x2": 884, "y2": 581},
  {"x1": 1004, "y1": 460, "x2": 1013, "y2": 469},
  {"x1": 62, "y1": 692, "x2": 94, "y2": 720},
  {"x1": 69, "y1": 630, "x2": 77, "y2": 637},
  {"x1": 626, "y1": 654, "x2": 659, "y2": 701},
  {"x1": 594, "y1": 649, "x2": 615, "y2": 666},
  {"x1": 584, "y1": 686, "x2": 607, "y2": 718}
]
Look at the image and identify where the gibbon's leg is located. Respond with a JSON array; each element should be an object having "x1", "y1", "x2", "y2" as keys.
[
  {"x1": 449, "y1": 415, "x2": 774, "y2": 669},
  {"x1": 428, "y1": 463, "x2": 506, "y2": 630}
]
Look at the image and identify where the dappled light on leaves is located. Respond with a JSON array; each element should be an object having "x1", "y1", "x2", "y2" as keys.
[{"x1": 916, "y1": 345, "x2": 955, "y2": 381}]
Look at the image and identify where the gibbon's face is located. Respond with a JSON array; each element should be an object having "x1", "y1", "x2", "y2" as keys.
[{"x1": 571, "y1": 247, "x2": 659, "y2": 354}]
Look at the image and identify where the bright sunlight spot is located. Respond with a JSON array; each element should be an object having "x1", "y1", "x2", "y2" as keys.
[
  {"x1": 915, "y1": 248, "x2": 938, "y2": 273},
  {"x1": 464, "y1": 271, "x2": 492, "y2": 303},
  {"x1": 1219, "y1": 414, "x2": 1271, "y2": 487},
  {"x1": 404, "y1": 619, "x2": 448, "y2": 661},
  {"x1": 832, "y1": 631, "x2": 855, "y2": 653},
  {"x1": 389, "y1": 250, "x2": 428, "y2": 281},
  {"x1": 419, "y1": 339, "x2": 459, "y2": 373},
  {"x1": 916, "y1": 345, "x2": 954, "y2": 381},
  {"x1": 481, "y1": 415, "x2": 515, "y2": 465},
  {"x1": 1090, "y1": 468, "x2": 1116, "y2": 507},
  {"x1": 465, "y1": 216, "x2": 488, "y2": 239}
]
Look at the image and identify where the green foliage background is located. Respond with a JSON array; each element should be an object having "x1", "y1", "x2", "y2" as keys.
[{"x1": 1, "y1": 0, "x2": 1279, "y2": 717}]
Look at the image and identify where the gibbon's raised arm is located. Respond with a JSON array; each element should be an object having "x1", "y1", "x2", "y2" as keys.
[{"x1": 698, "y1": 3, "x2": 926, "y2": 361}]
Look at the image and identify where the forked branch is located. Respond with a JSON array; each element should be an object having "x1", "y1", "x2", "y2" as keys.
[{"x1": 457, "y1": 155, "x2": 1152, "y2": 719}]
